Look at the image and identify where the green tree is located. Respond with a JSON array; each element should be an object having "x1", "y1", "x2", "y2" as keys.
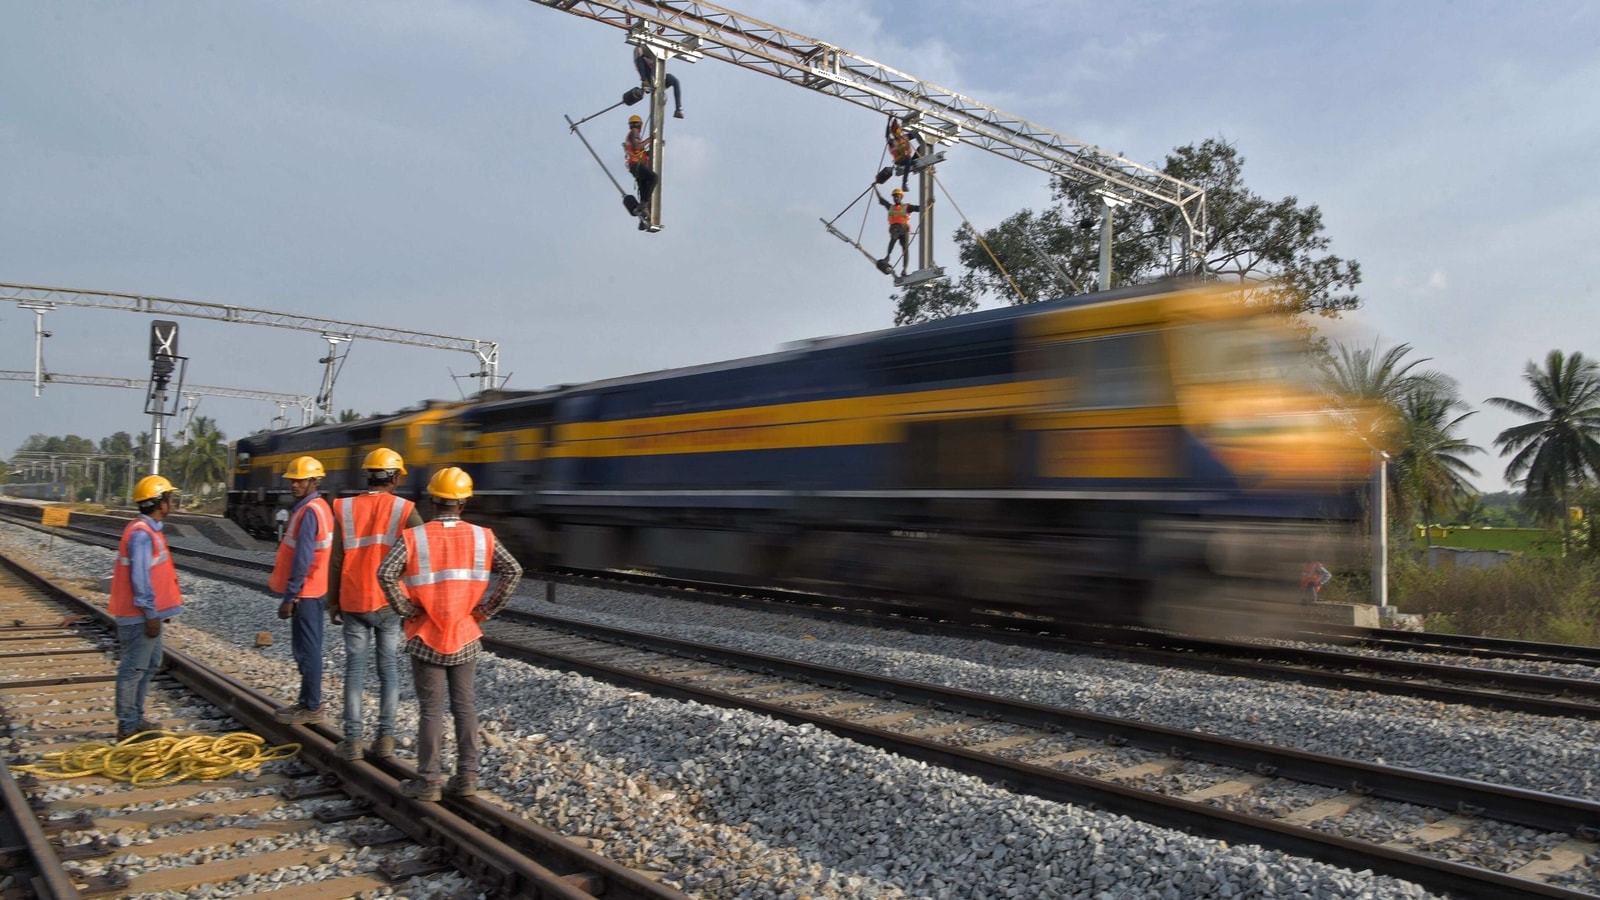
[
  {"x1": 337, "y1": 408, "x2": 364, "y2": 423},
  {"x1": 1392, "y1": 385, "x2": 1482, "y2": 544},
  {"x1": 1486, "y1": 350, "x2": 1600, "y2": 526},
  {"x1": 1319, "y1": 340, "x2": 1457, "y2": 529},
  {"x1": 893, "y1": 138, "x2": 1362, "y2": 324},
  {"x1": 169, "y1": 416, "x2": 229, "y2": 498},
  {"x1": 98, "y1": 431, "x2": 136, "y2": 502}
]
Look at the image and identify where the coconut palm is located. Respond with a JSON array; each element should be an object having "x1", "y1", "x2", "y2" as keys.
[
  {"x1": 1391, "y1": 385, "x2": 1482, "y2": 545},
  {"x1": 171, "y1": 417, "x2": 230, "y2": 498},
  {"x1": 1320, "y1": 339, "x2": 1459, "y2": 518},
  {"x1": 1486, "y1": 350, "x2": 1600, "y2": 526}
]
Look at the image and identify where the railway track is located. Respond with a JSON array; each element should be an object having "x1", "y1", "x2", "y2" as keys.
[
  {"x1": 0, "y1": 549, "x2": 688, "y2": 899},
  {"x1": 8, "y1": 500, "x2": 1599, "y2": 714},
  {"x1": 476, "y1": 607, "x2": 1600, "y2": 899},
  {"x1": 7, "y1": 503, "x2": 1600, "y2": 896}
]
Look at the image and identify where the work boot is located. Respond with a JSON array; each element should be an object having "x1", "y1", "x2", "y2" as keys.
[
  {"x1": 275, "y1": 704, "x2": 326, "y2": 725},
  {"x1": 335, "y1": 738, "x2": 364, "y2": 761},
  {"x1": 400, "y1": 779, "x2": 442, "y2": 802},
  {"x1": 444, "y1": 774, "x2": 479, "y2": 798},
  {"x1": 674, "y1": 108, "x2": 684, "y2": 119},
  {"x1": 367, "y1": 735, "x2": 396, "y2": 760},
  {"x1": 116, "y1": 721, "x2": 163, "y2": 742}
]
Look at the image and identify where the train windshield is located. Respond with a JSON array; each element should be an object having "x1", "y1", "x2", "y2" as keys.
[{"x1": 1178, "y1": 321, "x2": 1317, "y2": 389}]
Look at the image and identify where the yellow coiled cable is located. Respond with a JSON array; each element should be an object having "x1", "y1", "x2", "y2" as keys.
[{"x1": 14, "y1": 731, "x2": 302, "y2": 787}]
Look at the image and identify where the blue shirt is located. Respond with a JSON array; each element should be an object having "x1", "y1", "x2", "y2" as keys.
[
  {"x1": 113, "y1": 514, "x2": 184, "y2": 625},
  {"x1": 284, "y1": 490, "x2": 326, "y2": 600}
]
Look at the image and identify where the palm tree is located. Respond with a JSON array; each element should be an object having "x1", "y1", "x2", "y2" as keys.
[
  {"x1": 173, "y1": 416, "x2": 230, "y2": 498},
  {"x1": 1392, "y1": 385, "x2": 1482, "y2": 545},
  {"x1": 1486, "y1": 350, "x2": 1600, "y2": 526},
  {"x1": 1320, "y1": 339, "x2": 1458, "y2": 518}
]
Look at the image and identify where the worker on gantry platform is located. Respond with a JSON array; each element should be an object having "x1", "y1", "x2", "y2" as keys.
[
  {"x1": 874, "y1": 186, "x2": 928, "y2": 278},
  {"x1": 623, "y1": 114, "x2": 657, "y2": 230},
  {"x1": 633, "y1": 43, "x2": 684, "y2": 119},
  {"x1": 885, "y1": 115, "x2": 927, "y2": 191}
]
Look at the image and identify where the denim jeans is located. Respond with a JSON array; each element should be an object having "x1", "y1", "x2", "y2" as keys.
[
  {"x1": 412, "y1": 656, "x2": 478, "y2": 784},
  {"x1": 342, "y1": 608, "x2": 401, "y2": 742},
  {"x1": 290, "y1": 597, "x2": 326, "y2": 710},
  {"x1": 115, "y1": 621, "x2": 163, "y2": 734}
]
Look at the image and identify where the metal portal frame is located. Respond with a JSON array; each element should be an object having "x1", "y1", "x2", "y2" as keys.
[
  {"x1": 0, "y1": 283, "x2": 504, "y2": 419},
  {"x1": 0, "y1": 370, "x2": 316, "y2": 427},
  {"x1": 529, "y1": 0, "x2": 1208, "y2": 274}
]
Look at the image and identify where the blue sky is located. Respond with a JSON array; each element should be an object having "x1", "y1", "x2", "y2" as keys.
[{"x1": 2, "y1": 1, "x2": 1597, "y2": 492}]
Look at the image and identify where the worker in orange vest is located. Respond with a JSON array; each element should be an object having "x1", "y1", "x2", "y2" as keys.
[
  {"x1": 1301, "y1": 560, "x2": 1332, "y2": 604},
  {"x1": 623, "y1": 114, "x2": 657, "y2": 230},
  {"x1": 328, "y1": 448, "x2": 423, "y2": 761},
  {"x1": 378, "y1": 467, "x2": 522, "y2": 802},
  {"x1": 110, "y1": 475, "x2": 184, "y2": 742},
  {"x1": 269, "y1": 456, "x2": 335, "y2": 725},
  {"x1": 885, "y1": 114, "x2": 924, "y2": 191},
  {"x1": 874, "y1": 186, "x2": 927, "y2": 277}
]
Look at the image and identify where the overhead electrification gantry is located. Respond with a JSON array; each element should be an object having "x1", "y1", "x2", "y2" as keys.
[
  {"x1": 0, "y1": 370, "x2": 317, "y2": 431},
  {"x1": 0, "y1": 282, "x2": 504, "y2": 420},
  {"x1": 532, "y1": 0, "x2": 1208, "y2": 286}
]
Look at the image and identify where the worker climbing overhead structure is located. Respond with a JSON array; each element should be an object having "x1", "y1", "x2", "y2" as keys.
[
  {"x1": 530, "y1": 0, "x2": 1208, "y2": 280},
  {"x1": 628, "y1": 20, "x2": 701, "y2": 232}
]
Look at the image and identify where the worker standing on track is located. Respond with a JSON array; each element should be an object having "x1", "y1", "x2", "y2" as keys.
[
  {"x1": 874, "y1": 186, "x2": 927, "y2": 278},
  {"x1": 269, "y1": 456, "x2": 335, "y2": 725},
  {"x1": 110, "y1": 475, "x2": 185, "y2": 742},
  {"x1": 624, "y1": 114, "x2": 657, "y2": 230},
  {"x1": 1301, "y1": 560, "x2": 1332, "y2": 605},
  {"x1": 328, "y1": 448, "x2": 422, "y2": 762},
  {"x1": 378, "y1": 467, "x2": 522, "y2": 802}
]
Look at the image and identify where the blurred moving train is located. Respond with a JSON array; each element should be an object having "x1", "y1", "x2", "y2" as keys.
[
  {"x1": 229, "y1": 282, "x2": 1370, "y2": 631},
  {"x1": 1, "y1": 482, "x2": 69, "y2": 501}
]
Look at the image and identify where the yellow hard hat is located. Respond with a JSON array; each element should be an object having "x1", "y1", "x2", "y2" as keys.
[
  {"x1": 133, "y1": 475, "x2": 177, "y2": 503},
  {"x1": 283, "y1": 456, "x2": 326, "y2": 480},
  {"x1": 628, "y1": 114, "x2": 642, "y2": 127},
  {"x1": 427, "y1": 467, "x2": 473, "y2": 501},
  {"x1": 361, "y1": 447, "x2": 407, "y2": 474},
  {"x1": 891, "y1": 187, "x2": 904, "y2": 196}
]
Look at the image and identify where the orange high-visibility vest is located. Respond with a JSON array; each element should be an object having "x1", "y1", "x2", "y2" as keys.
[
  {"x1": 109, "y1": 518, "x2": 182, "y2": 618},
  {"x1": 624, "y1": 132, "x2": 650, "y2": 167},
  {"x1": 1301, "y1": 562, "x2": 1327, "y2": 589},
  {"x1": 270, "y1": 498, "x2": 333, "y2": 597},
  {"x1": 335, "y1": 493, "x2": 416, "y2": 613},
  {"x1": 890, "y1": 131, "x2": 912, "y2": 163},
  {"x1": 400, "y1": 520, "x2": 496, "y2": 656},
  {"x1": 888, "y1": 203, "x2": 911, "y2": 227}
]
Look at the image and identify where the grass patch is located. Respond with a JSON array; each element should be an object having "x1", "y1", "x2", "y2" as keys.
[
  {"x1": 1383, "y1": 552, "x2": 1600, "y2": 646},
  {"x1": 1410, "y1": 527, "x2": 1564, "y2": 557}
]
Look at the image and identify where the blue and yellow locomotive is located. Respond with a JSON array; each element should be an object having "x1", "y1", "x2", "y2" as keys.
[{"x1": 230, "y1": 282, "x2": 1368, "y2": 630}]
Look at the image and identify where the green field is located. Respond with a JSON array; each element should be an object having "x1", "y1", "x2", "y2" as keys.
[{"x1": 1411, "y1": 526, "x2": 1565, "y2": 557}]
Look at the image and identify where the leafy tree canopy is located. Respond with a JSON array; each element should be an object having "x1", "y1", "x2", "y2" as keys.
[{"x1": 894, "y1": 138, "x2": 1361, "y2": 325}]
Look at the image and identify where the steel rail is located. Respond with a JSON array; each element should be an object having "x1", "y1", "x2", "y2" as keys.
[
  {"x1": 0, "y1": 549, "x2": 691, "y2": 900},
  {"x1": 486, "y1": 613, "x2": 1594, "y2": 900}
]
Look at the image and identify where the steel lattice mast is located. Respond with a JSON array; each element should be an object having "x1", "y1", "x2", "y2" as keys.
[{"x1": 530, "y1": 0, "x2": 1207, "y2": 271}]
